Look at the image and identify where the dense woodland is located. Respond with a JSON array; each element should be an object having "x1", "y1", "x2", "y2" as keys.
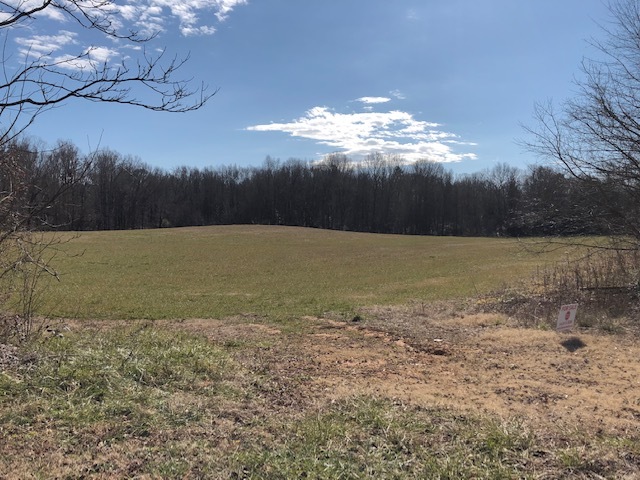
[{"x1": 4, "y1": 138, "x2": 617, "y2": 237}]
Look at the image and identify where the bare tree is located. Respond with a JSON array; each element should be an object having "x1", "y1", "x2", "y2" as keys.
[
  {"x1": 0, "y1": 1, "x2": 213, "y2": 341},
  {"x1": 523, "y1": 0, "x2": 640, "y2": 252},
  {"x1": 522, "y1": 0, "x2": 640, "y2": 308}
]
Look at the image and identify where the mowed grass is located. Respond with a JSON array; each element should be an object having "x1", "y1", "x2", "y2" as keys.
[{"x1": 44, "y1": 225, "x2": 551, "y2": 320}]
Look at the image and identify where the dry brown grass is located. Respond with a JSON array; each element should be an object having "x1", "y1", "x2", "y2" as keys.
[{"x1": 2, "y1": 312, "x2": 640, "y2": 478}]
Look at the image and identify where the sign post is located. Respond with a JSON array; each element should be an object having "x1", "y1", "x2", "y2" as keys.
[{"x1": 556, "y1": 304, "x2": 578, "y2": 332}]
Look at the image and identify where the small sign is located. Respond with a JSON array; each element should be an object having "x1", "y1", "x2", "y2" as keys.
[{"x1": 557, "y1": 304, "x2": 578, "y2": 332}]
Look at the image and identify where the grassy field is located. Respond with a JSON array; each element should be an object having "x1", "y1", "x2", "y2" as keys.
[
  {"x1": 4, "y1": 226, "x2": 636, "y2": 479},
  {"x1": 43, "y1": 225, "x2": 552, "y2": 320}
]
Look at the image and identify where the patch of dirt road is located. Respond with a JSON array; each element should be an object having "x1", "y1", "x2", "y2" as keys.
[{"x1": 179, "y1": 307, "x2": 640, "y2": 436}]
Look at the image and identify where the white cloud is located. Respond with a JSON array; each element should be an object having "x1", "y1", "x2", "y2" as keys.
[
  {"x1": 15, "y1": 31, "x2": 78, "y2": 57},
  {"x1": 215, "y1": 0, "x2": 248, "y2": 21},
  {"x1": 357, "y1": 96, "x2": 391, "y2": 104},
  {"x1": 390, "y1": 89, "x2": 406, "y2": 100},
  {"x1": 15, "y1": 30, "x2": 119, "y2": 70},
  {"x1": 83, "y1": 46, "x2": 118, "y2": 64},
  {"x1": 9, "y1": 0, "x2": 247, "y2": 39},
  {"x1": 247, "y1": 105, "x2": 477, "y2": 164},
  {"x1": 181, "y1": 25, "x2": 217, "y2": 36},
  {"x1": 113, "y1": 4, "x2": 140, "y2": 22},
  {"x1": 53, "y1": 45, "x2": 119, "y2": 71},
  {"x1": 10, "y1": 0, "x2": 248, "y2": 71},
  {"x1": 140, "y1": 0, "x2": 248, "y2": 36},
  {"x1": 2, "y1": 0, "x2": 67, "y2": 21}
]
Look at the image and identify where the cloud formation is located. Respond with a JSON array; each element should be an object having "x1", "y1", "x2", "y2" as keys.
[
  {"x1": 247, "y1": 102, "x2": 477, "y2": 163},
  {"x1": 106, "y1": 0, "x2": 249, "y2": 37},
  {"x1": 14, "y1": 31, "x2": 78, "y2": 57},
  {"x1": 356, "y1": 96, "x2": 391, "y2": 104},
  {"x1": 142, "y1": 0, "x2": 249, "y2": 36},
  {"x1": 5, "y1": 0, "x2": 247, "y2": 36},
  {"x1": 11, "y1": 0, "x2": 248, "y2": 71}
]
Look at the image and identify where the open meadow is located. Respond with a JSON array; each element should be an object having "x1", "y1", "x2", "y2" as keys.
[
  {"x1": 43, "y1": 225, "x2": 547, "y2": 320},
  {"x1": 1, "y1": 225, "x2": 639, "y2": 478}
]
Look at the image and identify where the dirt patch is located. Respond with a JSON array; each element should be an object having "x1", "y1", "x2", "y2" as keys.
[
  {"x1": 176, "y1": 316, "x2": 282, "y2": 343},
  {"x1": 318, "y1": 320, "x2": 640, "y2": 433},
  {"x1": 177, "y1": 308, "x2": 640, "y2": 436},
  {"x1": 35, "y1": 312, "x2": 640, "y2": 436}
]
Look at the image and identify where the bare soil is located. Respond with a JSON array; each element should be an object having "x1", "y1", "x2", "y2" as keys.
[{"x1": 179, "y1": 307, "x2": 640, "y2": 437}]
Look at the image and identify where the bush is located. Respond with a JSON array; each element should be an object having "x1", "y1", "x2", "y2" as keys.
[{"x1": 479, "y1": 247, "x2": 639, "y2": 330}]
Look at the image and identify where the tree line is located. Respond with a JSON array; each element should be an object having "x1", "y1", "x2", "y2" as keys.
[{"x1": 4, "y1": 138, "x2": 615, "y2": 238}]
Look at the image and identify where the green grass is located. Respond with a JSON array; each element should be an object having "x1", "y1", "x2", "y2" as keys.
[
  {"x1": 42, "y1": 225, "x2": 553, "y2": 320},
  {"x1": 232, "y1": 397, "x2": 538, "y2": 479},
  {"x1": 0, "y1": 324, "x2": 235, "y2": 477},
  {"x1": 0, "y1": 324, "x2": 229, "y2": 428}
]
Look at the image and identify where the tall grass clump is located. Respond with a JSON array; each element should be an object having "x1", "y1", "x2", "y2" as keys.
[{"x1": 479, "y1": 246, "x2": 639, "y2": 330}]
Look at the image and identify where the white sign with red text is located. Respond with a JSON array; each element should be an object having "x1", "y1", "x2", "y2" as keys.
[{"x1": 557, "y1": 304, "x2": 578, "y2": 332}]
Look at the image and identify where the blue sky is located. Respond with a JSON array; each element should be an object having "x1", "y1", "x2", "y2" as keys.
[{"x1": 10, "y1": 0, "x2": 610, "y2": 174}]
